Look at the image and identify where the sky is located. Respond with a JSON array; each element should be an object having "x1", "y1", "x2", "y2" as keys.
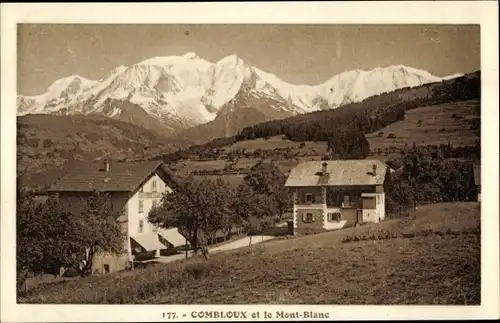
[{"x1": 17, "y1": 24, "x2": 480, "y2": 96}]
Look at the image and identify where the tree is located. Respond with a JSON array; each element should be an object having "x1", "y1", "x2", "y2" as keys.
[
  {"x1": 243, "y1": 161, "x2": 291, "y2": 222},
  {"x1": 326, "y1": 130, "x2": 370, "y2": 160},
  {"x1": 75, "y1": 191, "x2": 126, "y2": 276},
  {"x1": 16, "y1": 191, "x2": 81, "y2": 292},
  {"x1": 231, "y1": 184, "x2": 277, "y2": 250},
  {"x1": 149, "y1": 178, "x2": 233, "y2": 260}
]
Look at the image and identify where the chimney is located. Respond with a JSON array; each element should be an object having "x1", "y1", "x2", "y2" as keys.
[
  {"x1": 104, "y1": 160, "x2": 110, "y2": 173},
  {"x1": 372, "y1": 164, "x2": 377, "y2": 176},
  {"x1": 322, "y1": 162, "x2": 328, "y2": 176}
]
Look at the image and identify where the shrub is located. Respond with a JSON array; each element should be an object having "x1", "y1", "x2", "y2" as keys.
[
  {"x1": 387, "y1": 133, "x2": 397, "y2": 139},
  {"x1": 26, "y1": 138, "x2": 39, "y2": 148},
  {"x1": 377, "y1": 131, "x2": 384, "y2": 137},
  {"x1": 42, "y1": 139, "x2": 53, "y2": 148}
]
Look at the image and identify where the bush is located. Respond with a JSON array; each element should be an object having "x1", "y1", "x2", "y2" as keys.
[
  {"x1": 377, "y1": 131, "x2": 384, "y2": 137},
  {"x1": 42, "y1": 139, "x2": 53, "y2": 148},
  {"x1": 387, "y1": 133, "x2": 397, "y2": 139},
  {"x1": 439, "y1": 128, "x2": 446, "y2": 133},
  {"x1": 26, "y1": 138, "x2": 39, "y2": 148}
]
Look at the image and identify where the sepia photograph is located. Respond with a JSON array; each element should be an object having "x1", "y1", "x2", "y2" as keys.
[{"x1": 1, "y1": 2, "x2": 499, "y2": 322}]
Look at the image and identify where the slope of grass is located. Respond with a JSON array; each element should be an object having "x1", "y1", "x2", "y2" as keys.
[
  {"x1": 367, "y1": 99, "x2": 480, "y2": 152},
  {"x1": 20, "y1": 202, "x2": 480, "y2": 305}
]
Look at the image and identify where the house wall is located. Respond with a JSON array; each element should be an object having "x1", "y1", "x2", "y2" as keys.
[
  {"x1": 127, "y1": 173, "x2": 171, "y2": 237},
  {"x1": 361, "y1": 193, "x2": 385, "y2": 223},
  {"x1": 377, "y1": 193, "x2": 386, "y2": 221},
  {"x1": 295, "y1": 208, "x2": 324, "y2": 232},
  {"x1": 92, "y1": 172, "x2": 172, "y2": 274},
  {"x1": 93, "y1": 251, "x2": 130, "y2": 275},
  {"x1": 326, "y1": 186, "x2": 378, "y2": 208},
  {"x1": 292, "y1": 185, "x2": 385, "y2": 231},
  {"x1": 295, "y1": 187, "x2": 324, "y2": 205},
  {"x1": 338, "y1": 208, "x2": 358, "y2": 227},
  {"x1": 55, "y1": 172, "x2": 172, "y2": 275}
]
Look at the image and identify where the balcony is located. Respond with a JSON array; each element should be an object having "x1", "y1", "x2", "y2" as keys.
[{"x1": 138, "y1": 191, "x2": 163, "y2": 199}]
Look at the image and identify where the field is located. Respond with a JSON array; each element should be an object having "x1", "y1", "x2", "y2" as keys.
[
  {"x1": 20, "y1": 202, "x2": 480, "y2": 305},
  {"x1": 367, "y1": 99, "x2": 480, "y2": 152},
  {"x1": 170, "y1": 99, "x2": 480, "y2": 182},
  {"x1": 171, "y1": 136, "x2": 327, "y2": 182}
]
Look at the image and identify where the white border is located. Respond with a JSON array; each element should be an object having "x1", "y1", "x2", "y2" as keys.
[{"x1": 1, "y1": 2, "x2": 499, "y2": 321}]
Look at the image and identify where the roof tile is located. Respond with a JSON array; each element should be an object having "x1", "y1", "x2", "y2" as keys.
[
  {"x1": 285, "y1": 160, "x2": 388, "y2": 187},
  {"x1": 48, "y1": 160, "x2": 167, "y2": 192}
]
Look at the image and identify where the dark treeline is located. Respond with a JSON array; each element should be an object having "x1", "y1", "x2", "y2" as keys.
[{"x1": 152, "y1": 71, "x2": 480, "y2": 163}]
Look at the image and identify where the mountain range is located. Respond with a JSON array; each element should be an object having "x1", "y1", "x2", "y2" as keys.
[{"x1": 17, "y1": 52, "x2": 461, "y2": 138}]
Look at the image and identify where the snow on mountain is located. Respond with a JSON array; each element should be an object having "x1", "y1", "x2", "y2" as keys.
[
  {"x1": 443, "y1": 73, "x2": 464, "y2": 80},
  {"x1": 18, "y1": 75, "x2": 97, "y2": 115},
  {"x1": 17, "y1": 52, "x2": 451, "y2": 134}
]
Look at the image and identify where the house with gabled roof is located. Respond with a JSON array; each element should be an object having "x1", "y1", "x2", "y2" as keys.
[
  {"x1": 48, "y1": 160, "x2": 188, "y2": 274},
  {"x1": 285, "y1": 159, "x2": 388, "y2": 233}
]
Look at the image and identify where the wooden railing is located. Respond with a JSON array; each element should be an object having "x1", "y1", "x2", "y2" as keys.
[{"x1": 138, "y1": 192, "x2": 163, "y2": 199}]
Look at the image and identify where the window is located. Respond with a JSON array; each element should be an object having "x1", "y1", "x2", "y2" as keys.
[
  {"x1": 303, "y1": 212, "x2": 315, "y2": 223},
  {"x1": 138, "y1": 200, "x2": 144, "y2": 213},
  {"x1": 139, "y1": 185, "x2": 144, "y2": 193},
  {"x1": 305, "y1": 193, "x2": 313, "y2": 204},
  {"x1": 138, "y1": 219, "x2": 144, "y2": 233},
  {"x1": 343, "y1": 195, "x2": 350, "y2": 207},
  {"x1": 152, "y1": 199, "x2": 158, "y2": 209},
  {"x1": 328, "y1": 212, "x2": 342, "y2": 222},
  {"x1": 151, "y1": 179, "x2": 157, "y2": 192},
  {"x1": 103, "y1": 264, "x2": 110, "y2": 274}
]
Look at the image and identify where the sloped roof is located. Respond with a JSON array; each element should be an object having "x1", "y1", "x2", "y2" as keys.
[
  {"x1": 48, "y1": 160, "x2": 172, "y2": 192},
  {"x1": 285, "y1": 159, "x2": 388, "y2": 187}
]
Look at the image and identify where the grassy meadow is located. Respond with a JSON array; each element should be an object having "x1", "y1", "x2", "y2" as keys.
[{"x1": 19, "y1": 202, "x2": 480, "y2": 305}]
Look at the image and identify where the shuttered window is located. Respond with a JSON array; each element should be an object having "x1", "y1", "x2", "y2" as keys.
[{"x1": 302, "y1": 212, "x2": 315, "y2": 223}]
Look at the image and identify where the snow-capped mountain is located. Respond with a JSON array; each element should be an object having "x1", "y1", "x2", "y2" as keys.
[{"x1": 17, "y1": 52, "x2": 454, "y2": 134}]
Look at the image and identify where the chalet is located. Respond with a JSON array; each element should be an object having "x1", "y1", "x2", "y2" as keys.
[
  {"x1": 285, "y1": 160, "x2": 388, "y2": 233},
  {"x1": 48, "y1": 160, "x2": 187, "y2": 274}
]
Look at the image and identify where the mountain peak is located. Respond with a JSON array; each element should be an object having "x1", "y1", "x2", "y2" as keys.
[
  {"x1": 218, "y1": 54, "x2": 242, "y2": 64},
  {"x1": 46, "y1": 74, "x2": 93, "y2": 93},
  {"x1": 183, "y1": 52, "x2": 199, "y2": 59}
]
